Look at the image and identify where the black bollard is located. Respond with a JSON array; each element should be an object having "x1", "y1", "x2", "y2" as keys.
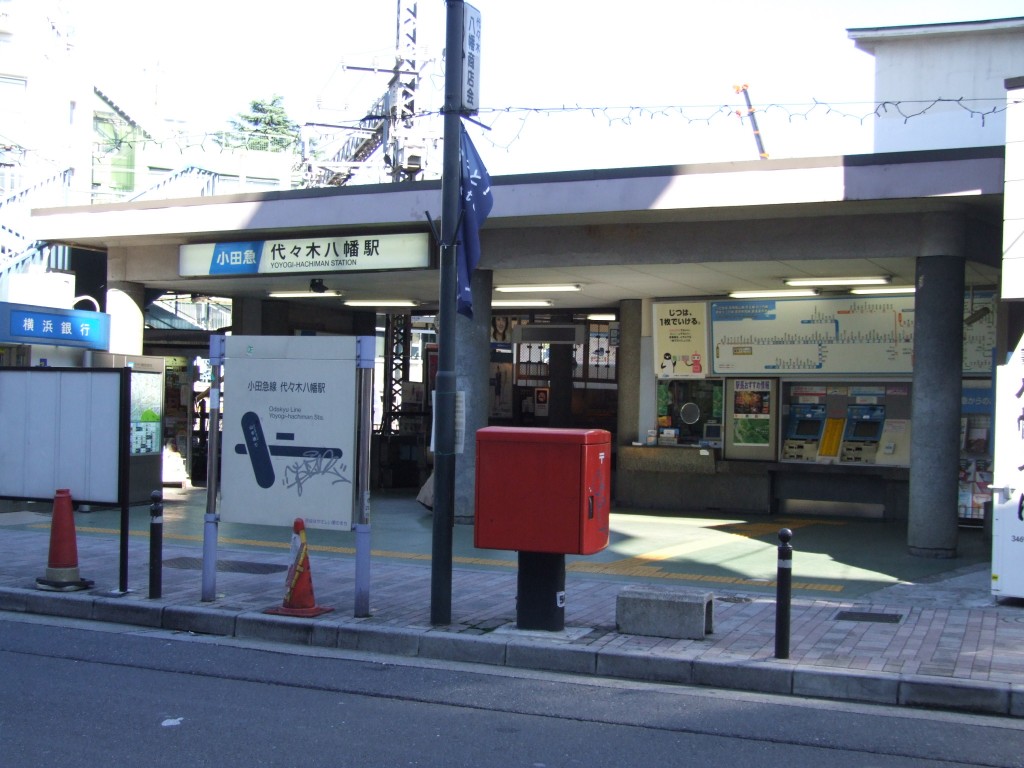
[
  {"x1": 775, "y1": 528, "x2": 793, "y2": 659},
  {"x1": 149, "y1": 490, "x2": 163, "y2": 599}
]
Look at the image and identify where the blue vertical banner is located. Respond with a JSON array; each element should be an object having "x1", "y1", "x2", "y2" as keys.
[{"x1": 456, "y1": 124, "x2": 494, "y2": 318}]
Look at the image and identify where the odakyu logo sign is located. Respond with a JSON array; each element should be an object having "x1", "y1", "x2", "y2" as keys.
[{"x1": 209, "y1": 242, "x2": 263, "y2": 275}]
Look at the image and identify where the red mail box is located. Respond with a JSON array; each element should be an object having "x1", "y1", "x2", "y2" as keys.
[{"x1": 475, "y1": 427, "x2": 611, "y2": 555}]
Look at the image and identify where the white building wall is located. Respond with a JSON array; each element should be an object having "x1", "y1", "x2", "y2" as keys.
[
  {"x1": 0, "y1": 0, "x2": 93, "y2": 201},
  {"x1": 851, "y1": 20, "x2": 1024, "y2": 153},
  {"x1": 1, "y1": 0, "x2": 296, "y2": 217}
]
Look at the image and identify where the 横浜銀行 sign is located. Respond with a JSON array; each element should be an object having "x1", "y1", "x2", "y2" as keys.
[{"x1": 1, "y1": 302, "x2": 111, "y2": 351}]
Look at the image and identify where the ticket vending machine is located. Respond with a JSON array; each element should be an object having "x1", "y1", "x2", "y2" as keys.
[
  {"x1": 840, "y1": 404, "x2": 886, "y2": 463},
  {"x1": 782, "y1": 404, "x2": 827, "y2": 462}
]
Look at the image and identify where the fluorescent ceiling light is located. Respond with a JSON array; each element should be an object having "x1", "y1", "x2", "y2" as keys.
[
  {"x1": 494, "y1": 284, "x2": 581, "y2": 293},
  {"x1": 492, "y1": 299, "x2": 553, "y2": 307},
  {"x1": 784, "y1": 276, "x2": 890, "y2": 287},
  {"x1": 344, "y1": 300, "x2": 418, "y2": 307},
  {"x1": 587, "y1": 313, "x2": 617, "y2": 321},
  {"x1": 729, "y1": 289, "x2": 819, "y2": 299},
  {"x1": 268, "y1": 290, "x2": 343, "y2": 298},
  {"x1": 849, "y1": 286, "x2": 916, "y2": 295}
]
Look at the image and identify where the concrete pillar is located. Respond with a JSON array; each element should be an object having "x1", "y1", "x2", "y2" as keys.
[
  {"x1": 232, "y1": 297, "x2": 265, "y2": 335},
  {"x1": 454, "y1": 268, "x2": 492, "y2": 524},
  {"x1": 908, "y1": 254, "x2": 964, "y2": 557},
  {"x1": 616, "y1": 299, "x2": 643, "y2": 446},
  {"x1": 548, "y1": 344, "x2": 574, "y2": 427},
  {"x1": 106, "y1": 281, "x2": 145, "y2": 355}
]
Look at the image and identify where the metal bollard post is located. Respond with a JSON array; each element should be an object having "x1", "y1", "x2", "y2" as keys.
[
  {"x1": 149, "y1": 490, "x2": 163, "y2": 599},
  {"x1": 775, "y1": 528, "x2": 793, "y2": 659}
]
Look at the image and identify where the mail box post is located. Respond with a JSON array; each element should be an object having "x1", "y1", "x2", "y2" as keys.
[
  {"x1": 518, "y1": 552, "x2": 566, "y2": 631},
  {"x1": 475, "y1": 427, "x2": 612, "y2": 631}
]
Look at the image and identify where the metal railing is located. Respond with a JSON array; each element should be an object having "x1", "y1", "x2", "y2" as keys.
[
  {"x1": 0, "y1": 168, "x2": 74, "y2": 268},
  {"x1": 148, "y1": 295, "x2": 232, "y2": 331},
  {"x1": 130, "y1": 166, "x2": 220, "y2": 201}
]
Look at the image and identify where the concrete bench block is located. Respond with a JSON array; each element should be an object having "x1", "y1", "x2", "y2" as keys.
[{"x1": 616, "y1": 585, "x2": 713, "y2": 640}]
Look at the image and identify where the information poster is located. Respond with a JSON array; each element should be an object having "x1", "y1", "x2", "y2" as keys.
[
  {"x1": 653, "y1": 301, "x2": 708, "y2": 379},
  {"x1": 221, "y1": 336, "x2": 358, "y2": 530},
  {"x1": 962, "y1": 290, "x2": 997, "y2": 375},
  {"x1": 130, "y1": 370, "x2": 163, "y2": 455},
  {"x1": 731, "y1": 378, "x2": 772, "y2": 446}
]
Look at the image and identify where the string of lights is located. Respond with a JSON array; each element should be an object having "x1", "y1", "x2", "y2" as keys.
[
  {"x1": 460, "y1": 95, "x2": 1017, "y2": 129},
  {"x1": 81, "y1": 96, "x2": 1019, "y2": 157}
]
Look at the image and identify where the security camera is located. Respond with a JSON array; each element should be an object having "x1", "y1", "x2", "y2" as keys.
[{"x1": 309, "y1": 278, "x2": 326, "y2": 293}]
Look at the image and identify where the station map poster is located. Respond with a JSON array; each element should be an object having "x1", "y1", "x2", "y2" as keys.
[
  {"x1": 710, "y1": 294, "x2": 996, "y2": 376},
  {"x1": 221, "y1": 336, "x2": 358, "y2": 530},
  {"x1": 653, "y1": 301, "x2": 708, "y2": 379}
]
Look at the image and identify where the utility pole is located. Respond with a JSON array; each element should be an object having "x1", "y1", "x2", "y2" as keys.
[
  {"x1": 431, "y1": 0, "x2": 466, "y2": 626},
  {"x1": 301, "y1": 0, "x2": 425, "y2": 187}
]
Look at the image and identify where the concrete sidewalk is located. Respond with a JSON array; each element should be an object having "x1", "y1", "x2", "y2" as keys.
[{"x1": 0, "y1": 487, "x2": 1022, "y2": 718}]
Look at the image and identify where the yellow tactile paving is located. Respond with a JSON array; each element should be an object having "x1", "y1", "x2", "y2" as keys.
[{"x1": 39, "y1": 519, "x2": 847, "y2": 592}]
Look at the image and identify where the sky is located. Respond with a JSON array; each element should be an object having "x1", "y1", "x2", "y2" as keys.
[{"x1": 71, "y1": 0, "x2": 1024, "y2": 177}]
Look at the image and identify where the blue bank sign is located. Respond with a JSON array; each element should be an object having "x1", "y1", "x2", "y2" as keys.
[{"x1": 0, "y1": 302, "x2": 111, "y2": 351}]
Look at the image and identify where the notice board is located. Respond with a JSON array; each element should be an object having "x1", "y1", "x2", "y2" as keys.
[{"x1": 0, "y1": 368, "x2": 123, "y2": 504}]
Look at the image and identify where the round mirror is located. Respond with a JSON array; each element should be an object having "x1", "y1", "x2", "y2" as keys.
[{"x1": 679, "y1": 401, "x2": 701, "y2": 425}]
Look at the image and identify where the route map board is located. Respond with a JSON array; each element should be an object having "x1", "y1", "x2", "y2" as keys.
[{"x1": 710, "y1": 294, "x2": 995, "y2": 376}]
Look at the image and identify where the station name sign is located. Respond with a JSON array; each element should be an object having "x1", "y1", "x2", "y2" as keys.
[{"x1": 179, "y1": 233, "x2": 431, "y2": 277}]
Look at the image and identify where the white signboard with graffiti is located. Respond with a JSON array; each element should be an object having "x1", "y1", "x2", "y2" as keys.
[
  {"x1": 221, "y1": 336, "x2": 358, "y2": 530},
  {"x1": 991, "y1": 332, "x2": 1024, "y2": 598}
]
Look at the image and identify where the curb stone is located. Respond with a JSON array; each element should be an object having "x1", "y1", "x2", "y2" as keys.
[{"x1": 1, "y1": 584, "x2": 1022, "y2": 719}]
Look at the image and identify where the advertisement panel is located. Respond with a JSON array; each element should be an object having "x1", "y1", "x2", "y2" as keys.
[
  {"x1": 731, "y1": 378, "x2": 773, "y2": 446},
  {"x1": 652, "y1": 301, "x2": 708, "y2": 379}
]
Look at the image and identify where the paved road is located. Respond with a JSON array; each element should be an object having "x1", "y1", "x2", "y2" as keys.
[{"x1": 3, "y1": 613, "x2": 1023, "y2": 768}]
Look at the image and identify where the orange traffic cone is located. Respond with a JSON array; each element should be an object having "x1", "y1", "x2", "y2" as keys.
[
  {"x1": 36, "y1": 489, "x2": 93, "y2": 592},
  {"x1": 265, "y1": 518, "x2": 333, "y2": 617}
]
